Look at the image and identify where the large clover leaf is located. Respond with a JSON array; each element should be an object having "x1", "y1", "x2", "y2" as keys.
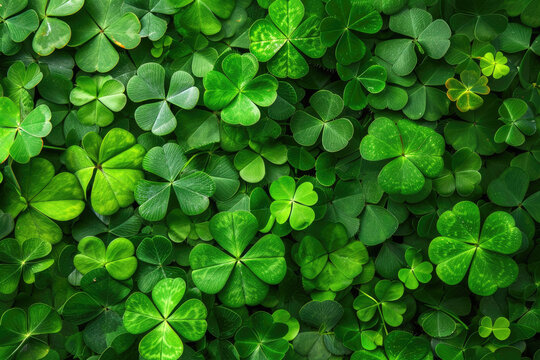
[
  {"x1": 31, "y1": 0, "x2": 84, "y2": 56},
  {"x1": 0, "y1": 238, "x2": 53, "y2": 294},
  {"x1": 203, "y1": 53, "x2": 278, "y2": 126},
  {"x1": 428, "y1": 201, "x2": 522, "y2": 296},
  {"x1": 189, "y1": 211, "x2": 286, "y2": 307},
  {"x1": 291, "y1": 90, "x2": 354, "y2": 152},
  {"x1": 269, "y1": 176, "x2": 318, "y2": 230},
  {"x1": 124, "y1": 277, "x2": 208, "y2": 360},
  {"x1": 294, "y1": 222, "x2": 369, "y2": 292},
  {"x1": 354, "y1": 280, "x2": 407, "y2": 329},
  {"x1": 445, "y1": 70, "x2": 490, "y2": 112},
  {"x1": 0, "y1": 157, "x2": 85, "y2": 244},
  {"x1": 494, "y1": 98, "x2": 537, "y2": 147},
  {"x1": 127, "y1": 62, "x2": 199, "y2": 135},
  {"x1": 0, "y1": 97, "x2": 52, "y2": 164},
  {"x1": 321, "y1": 0, "x2": 382, "y2": 65},
  {"x1": 360, "y1": 117, "x2": 445, "y2": 195},
  {"x1": 375, "y1": 8, "x2": 451, "y2": 76},
  {"x1": 134, "y1": 143, "x2": 215, "y2": 221},
  {"x1": 67, "y1": 0, "x2": 141, "y2": 72},
  {"x1": 0, "y1": 0, "x2": 39, "y2": 55},
  {"x1": 249, "y1": 0, "x2": 326, "y2": 79},
  {"x1": 65, "y1": 128, "x2": 146, "y2": 216}
]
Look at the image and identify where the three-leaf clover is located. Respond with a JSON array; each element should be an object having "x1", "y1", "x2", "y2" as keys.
[
  {"x1": 479, "y1": 51, "x2": 510, "y2": 79},
  {"x1": 189, "y1": 211, "x2": 286, "y2": 307},
  {"x1": 0, "y1": 238, "x2": 53, "y2": 294},
  {"x1": 249, "y1": 0, "x2": 326, "y2": 79},
  {"x1": 320, "y1": 0, "x2": 382, "y2": 65},
  {"x1": 478, "y1": 316, "x2": 511, "y2": 341},
  {"x1": 69, "y1": 75, "x2": 127, "y2": 127},
  {"x1": 0, "y1": 97, "x2": 52, "y2": 164},
  {"x1": 294, "y1": 222, "x2": 369, "y2": 292},
  {"x1": 433, "y1": 148, "x2": 482, "y2": 197},
  {"x1": 428, "y1": 201, "x2": 522, "y2": 296},
  {"x1": 2, "y1": 61, "x2": 43, "y2": 113},
  {"x1": 123, "y1": 277, "x2": 208, "y2": 360},
  {"x1": 375, "y1": 8, "x2": 451, "y2": 76},
  {"x1": 124, "y1": 0, "x2": 187, "y2": 41},
  {"x1": 65, "y1": 128, "x2": 146, "y2": 216},
  {"x1": 203, "y1": 53, "x2": 278, "y2": 126},
  {"x1": 445, "y1": 70, "x2": 490, "y2": 112},
  {"x1": 234, "y1": 312, "x2": 289, "y2": 360},
  {"x1": 173, "y1": 0, "x2": 234, "y2": 36},
  {"x1": 269, "y1": 176, "x2": 318, "y2": 230},
  {"x1": 74, "y1": 236, "x2": 137, "y2": 281},
  {"x1": 31, "y1": 0, "x2": 84, "y2": 56},
  {"x1": 0, "y1": 0, "x2": 39, "y2": 55},
  {"x1": 337, "y1": 60, "x2": 387, "y2": 111},
  {"x1": 291, "y1": 90, "x2": 354, "y2": 152},
  {"x1": 134, "y1": 143, "x2": 215, "y2": 221},
  {"x1": 398, "y1": 248, "x2": 433, "y2": 290},
  {"x1": 360, "y1": 117, "x2": 445, "y2": 195},
  {"x1": 494, "y1": 98, "x2": 537, "y2": 147},
  {"x1": 354, "y1": 280, "x2": 407, "y2": 329},
  {"x1": 67, "y1": 0, "x2": 141, "y2": 72},
  {"x1": 127, "y1": 62, "x2": 199, "y2": 135}
]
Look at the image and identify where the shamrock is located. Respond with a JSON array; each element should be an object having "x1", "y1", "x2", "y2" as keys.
[
  {"x1": 0, "y1": 97, "x2": 51, "y2": 164},
  {"x1": 433, "y1": 148, "x2": 482, "y2": 197},
  {"x1": 2, "y1": 61, "x2": 43, "y2": 114},
  {"x1": 320, "y1": 0, "x2": 383, "y2": 65},
  {"x1": 450, "y1": 0, "x2": 508, "y2": 42},
  {"x1": 354, "y1": 280, "x2": 407, "y2": 330},
  {"x1": 124, "y1": 277, "x2": 208, "y2": 360},
  {"x1": 74, "y1": 236, "x2": 137, "y2": 281},
  {"x1": 398, "y1": 248, "x2": 433, "y2": 290},
  {"x1": 0, "y1": 238, "x2": 53, "y2": 294},
  {"x1": 360, "y1": 117, "x2": 445, "y2": 195},
  {"x1": 269, "y1": 176, "x2": 318, "y2": 230},
  {"x1": 31, "y1": 0, "x2": 84, "y2": 56},
  {"x1": 67, "y1": 0, "x2": 141, "y2": 72},
  {"x1": 291, "y1": 90, "x2": 354, "y2": 152},
  {"x1": 0, "y1": 157, "x2": 85, "y2": 244},
  {"x1": 69, "y1": 75, "x2": 127, "y2": 127},
  {"x1": 294, "y1": 222, "x2": 369, "y2": 292},
  {"x1": 337, "y1": 60, "x2": 387, "y2": 111},
  {"x1": 375, "y1": 8, "x2": 451, "y2": 76},
  {"x1": 478, "y1": 316, "x2": 511, "y2": 341},
  {"x1": 65, "y1": 128, "x2": 146, "y2": 216},
  {"x1": 0, "y1": 0, "x2": 39, "y2": 55},
  {"x1": 249, "y1": 0, "x2": 326, "y2": 79},
  {"x1": 428, "y1": 201, "x2": 522, "y2": 296},
  {"x1": 494, "y1": 98, "x2": 537, "y2": 147},
  {"x1": 479, "y1": 52, "x2": 510, "y2": 79},
  {"x1": 204, "y1": 53, "x2": 278, "y2": 126},
  {"x1": 189, "y1": 211, "x2": 286, "y2": 307},
  {"x1": 124, "y1": 0, "x2": 186, "y2": 41},
  {"x1": 352, "y1": 331, "x2": 431, "y2": 360},
  {"x1": 234, "y1": 139, "x2": 288, "y2": 184},
  {"x1": 234, "y1": 312, "x2": 289, "y2": 360},
  {"x1": 445, "y1": 70, "x2": 490, "y2": 112},
  {"x1": 127, "y1": 62, "x2": 199, "y2": 135},
  {"x1": 134, "y1": 143, "x2": 215, "y2": 221},
  {"x1": 0, "y1": 303, "x2": 62, "y2": 359},
  {"x1": 174, "y1": 0, "x2": 234, "y2": 36}
]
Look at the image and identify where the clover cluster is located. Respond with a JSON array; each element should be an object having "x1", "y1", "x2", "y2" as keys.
[{"x1": 0, "y1": 0, "x2": 539, "y2": 359}]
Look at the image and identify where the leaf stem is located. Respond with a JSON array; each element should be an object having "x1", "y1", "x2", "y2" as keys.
[{"x1": 43, "y1": 145, "x2": 66, "y2": 151}]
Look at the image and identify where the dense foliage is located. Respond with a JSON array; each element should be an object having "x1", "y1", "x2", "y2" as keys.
[{"x1": 0, "y1": 0, "x2": 539, "y2": 359}]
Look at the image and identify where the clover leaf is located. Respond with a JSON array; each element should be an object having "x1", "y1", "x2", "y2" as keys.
[
  {"x1": 234, "y1": 139, "x2": 288, "y2": 183},
  {"x1": 0, "y1": 97, "x2": 52, "y2": 164},
  {"x1": 360, "y1": 117, "x2": 445, "y2": 195},
  {"x1": 189, "y1": 211, "x2": 286, "y2": 307},
  {"x1": 3, "y1": 61, "x2": 43, "y2": 114},
  {"x1": 0, "y1": 157, "x2": 85, "y2": 244},
  {"x1": 134, "y1": 143, "x2": 215, "y2": 221},
  {"x1": 494, "y1": 98, "x2": 537, "y2": 147},
  {"x1": 433, "y1": 148, "x2": 482, "y2": 197},
  {"x1": 294, "y1": 222, "x2": 369, "y2": 292},
  {"x1": 478, "y1": 316, "x2": 511, "y2": 341},
  {"x1": 445, "y1": 70, "x2": 490, "y2": 112},
  {"x1": 74, "y1": 236, "x2": 137, "y2": 280},
  {"x1": 0, "y1": 238, "x2": 53, "y2": 294},
  {"x1": 70, "y1": 75, "x2": 127, "y2": 127},
  {"x1": 203, "y1": 53, "x2": 278, "y2": 126},
  {"x1": 354, "y1": 280, "x2": 407, "y2": 330},
  {"x1": 31, "y1": 0, "x2": 84, "y2": 56},
  {"x1": 68, "y1": 0, "x2": 141, "y2": 72},
  {"x1": 480, "y1": 51, "x2": 510, "y2": 79},
  {"x1": 0, "y1": 0, "x2": 39, "y2": 55},
  {"x1": 124, "y1": 0, "x2": 187, "y2": 41},
  {"x1": 375, "y1": 8, "x2": 451, "y2": 76},
  {"x1": 398, "y1": 248, "x2": 433, "y2": 290},
  {"x1": 173, "y1": 0, "x2": 234, "y2": 36},
  {"x1": 124, "y1": 277, "x2": 208, "y2": 360},
  {"x1": 321, "y1": 0, "x2": 382, "y2": 65},
  {"x1": 249, "y1": 0, "x2": 326, "y2": 79},
  {"x1": 337, "y1": 60, "x2": 387, "y2": 111},
  {"x1": 127, "y1": 62, "x2": 199, "y2": 135},
  {"x1": 65, "y1": 128, "x2": 145, "y2": 216},
  {"x1": 428, "y1": 201, "x2": 522, "y2": 296},
  {"x1": 269, "y1": 176, "x2": 318, "y2": 230},
  {"x1": 291, "y1": 90, "x2": 354, "y2": 152}
]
